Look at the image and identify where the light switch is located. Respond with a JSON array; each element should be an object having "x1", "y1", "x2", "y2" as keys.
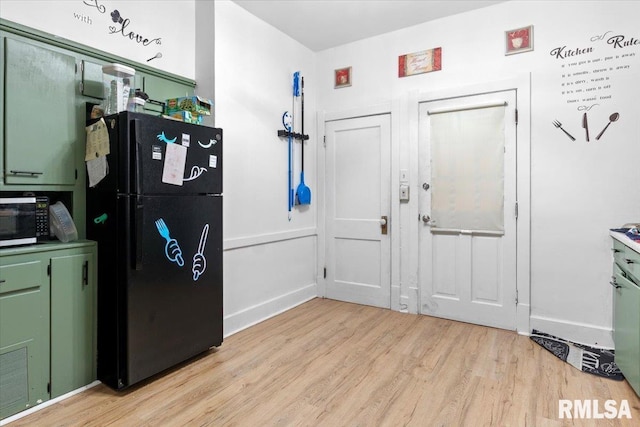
[{"x1": 400, "y1": 184, "x2": 410, "y2": 201}]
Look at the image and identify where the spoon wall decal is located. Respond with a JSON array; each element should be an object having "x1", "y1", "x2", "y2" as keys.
[{"x1": 596, "y1": 112, "x2": 619, "y2": 140}]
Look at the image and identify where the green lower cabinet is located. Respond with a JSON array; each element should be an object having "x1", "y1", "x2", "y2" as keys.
[
  {"x1": 612, "y1": 237, "x2": 640, "y2": 396},
  {"x1": 0, "y1": 242, "x2": 97, "y2": 420},
  {"x1": 614, "y1": 270, "x2": 640, "y2": 395},
  {"x1": 0, "y1": 255, "x2": 50, "y2": 420},
  {"x1": 50, "y1": 250, "x2": 97, "y2": 398}
]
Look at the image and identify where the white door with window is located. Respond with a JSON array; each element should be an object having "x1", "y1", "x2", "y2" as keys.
[
  {"x1": 418, "y1": 90, "x2": 517, "y2": 330},
  {"x1": 325, "y1": 114, "x2": 391, "y2": 308}
]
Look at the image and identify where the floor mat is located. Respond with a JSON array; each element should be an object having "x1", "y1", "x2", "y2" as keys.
[{"x1": 530, "y1": 329, "x2": 624, "y2": 381}]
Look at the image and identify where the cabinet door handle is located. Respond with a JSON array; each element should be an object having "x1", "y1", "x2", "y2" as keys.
[
  {"x1": 0, "y1": 279, "x2": 6, "y2": 284},
  {"x1": 82, "y1": 261, "x2": 89, "y2": 286},
  {"x1": 625, "y1": 258, "x2": 635, "y2": 264},
  {"x1": 610, "y1": 280, "x2": 621, "y2": 289},
  {"x1": 9, "y1": 170, "x2": 43, "y2": 176}
]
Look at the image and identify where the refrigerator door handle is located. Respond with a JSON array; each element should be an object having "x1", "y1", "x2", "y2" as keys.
[
  {"x1": 131, "y1": 119, "x2": 143, "y2": 195},
  {"x1": 133, "y1": 196, "x2": 144, "y2": 270}
]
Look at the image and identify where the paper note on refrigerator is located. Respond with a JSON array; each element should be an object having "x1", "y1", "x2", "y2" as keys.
[
  {"x1": 85, "y1": 118, "x2": 110, "y2": 160},
  {"x1": 162, "y1": 143, "x2": 187, "y2": 186},
  {"x1": 86, "y1": 155, "x2": 108, "y2": 187}
]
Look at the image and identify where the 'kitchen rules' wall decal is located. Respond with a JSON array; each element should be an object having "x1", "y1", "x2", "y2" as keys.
[{"x1": 543, "y1": 29, "x2": 638, "y2": 143}]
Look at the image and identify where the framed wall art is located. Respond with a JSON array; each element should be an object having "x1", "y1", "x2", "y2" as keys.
[
  {"x1": 398, "y1": 47, "x2": 442, "y2": 77},
  {"x1": 505, "y1": 25, "x2": 533, "y2": 55},
  {"x1": 334, "y1": 66, "x2": 352, "y2": 88}
]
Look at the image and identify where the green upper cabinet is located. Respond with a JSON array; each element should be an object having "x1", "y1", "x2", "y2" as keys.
[
  {"x1": 3, "y1": 37, "x2": 77, "y2": 185},
  {"x1": 139, "y1": 72, "x2": 194, "y2": 114},
  {"x1": 81, "y1": 60, "x2": 105, "y2": 100}
]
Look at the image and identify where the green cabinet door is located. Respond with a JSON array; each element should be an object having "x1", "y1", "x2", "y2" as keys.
[
  {"x1": 3, "y1": 37, "x2": 77, "y2": 185},
  {"x1": 139, "y1": 72, "x2": 194, "y2": 114},
  {"x1": 50, "y1": 249, "x2": 97, "y2": 398},
  {"x1": 613, "y1": 269, "x2": 640, "y2": 395},
  {"x1": 0, "y1": 255, "x2": 50, "y2": 420}
]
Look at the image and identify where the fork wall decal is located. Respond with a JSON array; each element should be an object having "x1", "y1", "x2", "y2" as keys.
[
  {"x1": 155, "y1": 218, "x2": 184, "y2": 267},
  {"x1": 553, "y1": 120, "x2": 576, "y2": 141}
]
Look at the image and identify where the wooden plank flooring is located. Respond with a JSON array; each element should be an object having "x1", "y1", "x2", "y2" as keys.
[{"x1": 7, "y1": 298, "x2": 640, "y2": 426}]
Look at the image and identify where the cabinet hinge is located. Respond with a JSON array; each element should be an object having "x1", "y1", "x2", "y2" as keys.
[
  {"x1": 515, "y1": 202, "x2": 519, "y2": 220},
  {"x1": 75, "y1": 63, "x2": 78, "y2": 74},
  {"x1": 323, "y1": 135, "x2": 326, "y2": 148},
  {"x1": 515, "y1": 290, "x2": 519, "y2": 305},
  {"x1": 75, "y1": 169, "x2": 78, "y2": 180},
  {"x1": 515, "y1": 108, "x2": 518, "y2": 125},
  {"x1": 79, "y1": 81, "x2": 84, "y2": 93},
  {"x1": 47, "y1": 264, "x2": 51, "y2": 276},
  {"x1": 47, "y1": 383, "x2": 51, "y2": 394},
  {"x1": 323, "y1": 267, "x2": 327, "y2": 279}
]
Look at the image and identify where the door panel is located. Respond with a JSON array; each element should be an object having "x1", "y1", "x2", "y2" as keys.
[
  {"x1": 419, "y1": 91, "x2": 517, "y2": 330},
  {"x1": 325, "y1": 114, "x2": 391, "y2": 308},
  {"x1": 4, "y1": 38, "x2": 76, "y2": 185},
  {"x1": 50, "y1": 252, "x2": 95, "y2": 397},
  {"x1": 127, "y1": 194, "x2": 222, "y2": 385}
]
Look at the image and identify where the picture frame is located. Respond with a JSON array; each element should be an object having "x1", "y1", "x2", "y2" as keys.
[
  {"x1": 505, "y1": 25, "x2": 533, "y2": 55},
  {"x1": 398, "y1": 47, "x2": 442, "y2": 77},
  {"x1": 334, "y1": 66, "x2": 352, "y2": 88}
]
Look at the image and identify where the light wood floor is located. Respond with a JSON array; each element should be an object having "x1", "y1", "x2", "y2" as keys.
[{"x1": 7, "y1": 298, "x2": 640, "y2": 426}]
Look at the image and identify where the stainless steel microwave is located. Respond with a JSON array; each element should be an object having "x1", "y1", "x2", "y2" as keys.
[{"x1": 0, "y1": 196, "x2": 49, "y2": 247}]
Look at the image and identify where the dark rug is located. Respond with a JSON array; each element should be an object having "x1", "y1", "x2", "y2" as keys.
[{"x1": 530, "y1": 329, "x2": 624, "y2": 381}]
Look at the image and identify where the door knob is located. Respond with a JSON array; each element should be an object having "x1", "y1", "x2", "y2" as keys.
[
  {"x1": 380, "y1": 216, "x2": 388, "y2": 235},
  {"x1": 422, "y1": 183, "x2": 430, "y2": 190},
  {"x1": 422, "y1": 215, "x2": 431, "y2": 223}
]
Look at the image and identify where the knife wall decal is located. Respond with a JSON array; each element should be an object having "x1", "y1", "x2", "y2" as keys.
[{"x1": 582, "y1": 112, "x2": 590, "y2": 142}]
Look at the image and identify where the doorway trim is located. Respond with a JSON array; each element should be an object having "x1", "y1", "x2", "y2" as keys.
[
  {"x1": 317, "y1": 102, "x2": 402, "y2": 310},
  {"x1": 409, "y1": 74, "x2": 531, "y2": 333}
]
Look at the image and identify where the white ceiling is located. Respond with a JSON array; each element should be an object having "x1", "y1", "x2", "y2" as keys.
[{"x1": 232, "y1": 0, "x2": 507, "y2": 51}]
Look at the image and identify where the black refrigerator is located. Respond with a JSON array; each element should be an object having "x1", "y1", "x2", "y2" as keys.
[{"x1": 86, "y1": 112, "x2": 223, "y2": 390}]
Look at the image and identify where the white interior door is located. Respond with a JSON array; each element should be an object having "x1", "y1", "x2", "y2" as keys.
[
  {"x1": 325, "y1": 114, "x2": 391, "y2": 308},
  {"x1": 418, "y1": 91, "x2": 517, "y2": 330}
]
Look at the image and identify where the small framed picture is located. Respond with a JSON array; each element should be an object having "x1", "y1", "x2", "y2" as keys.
[
  {"x1": 505, "y1": 25, "x2": 533, "y2": 55},
  {"x1": 334, "y1": 66, "x2": 352, "y2": 88}
]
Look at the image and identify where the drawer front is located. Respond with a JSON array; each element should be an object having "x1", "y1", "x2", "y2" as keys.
[
  {"x1": 0, "y1": 260, "x2": 43, "y2": 295},
  {"x1": 614, "y1": 241, "x2": 640, "y2": 283},
  {"x1": 613, "y1": 270, "x2": 640, "y2": 396},
  {"x1": 623, "y1": 248, "x2": 640, "y2": 284}
]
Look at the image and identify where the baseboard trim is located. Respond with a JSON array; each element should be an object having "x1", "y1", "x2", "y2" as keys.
[
  {"x1": 224, "y1": 227, "x2": 317, "y2": 250},
  {"x1": 223, "y1": 283, "x2": 317, "y2": 337},
  {"x1": 516, "y1": 303, "x2": 530, "y2": 334},
  {"x1": 0, "y1": 381, "x2": 100, "y2": 426},
  {"x1": 529, "y1": 314, "x2": 614, "y2": 348}
]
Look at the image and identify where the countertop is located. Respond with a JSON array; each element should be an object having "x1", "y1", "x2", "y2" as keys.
[{"x1": 610, "y1": 230, "x2": 640, "y2": 253}]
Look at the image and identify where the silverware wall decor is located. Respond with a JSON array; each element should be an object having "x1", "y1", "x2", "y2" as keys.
[{"x1": 552, "y1": 112, "x2": 620, "y2": 142}]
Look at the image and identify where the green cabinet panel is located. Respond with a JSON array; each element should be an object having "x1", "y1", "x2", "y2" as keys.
[
  {"x1": 81, "y1": 60, "x2": 105, "y2": 100},
  {"x1": 613, "y1": 271, "x2": 640, "y2": 395},
  {"x1": 3, "y1": 38, "x2": 77, "y2": 185},
  {"x1": 612, "y1": 237, "x2": 640, "y2": 397},
  {"x1": 50, "y1": 249, "x2": 97, "y2": 398},
  {"x1": 140, "y1": 73, "x2": 194, "y2": 114},
  {"x1": 0, "y1": 241, "x2": 97, "y2": 420},
  {"x1": 0, "y1": 255, "x2": 50, "y2": 420}
]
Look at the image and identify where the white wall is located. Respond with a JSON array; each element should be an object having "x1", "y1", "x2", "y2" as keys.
[
  {"x1": 0, "y1": 0, "x2": 195, "y2": 78},
  {"x1": 5, "y1": 0, "x2": 638, "y2": 346},
  {"x1": 214, "y1": 1, "x2": 318, "y2": 336},
  {"x1": 316, "y1": 0, "x2": 640, "y2": 346}
]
